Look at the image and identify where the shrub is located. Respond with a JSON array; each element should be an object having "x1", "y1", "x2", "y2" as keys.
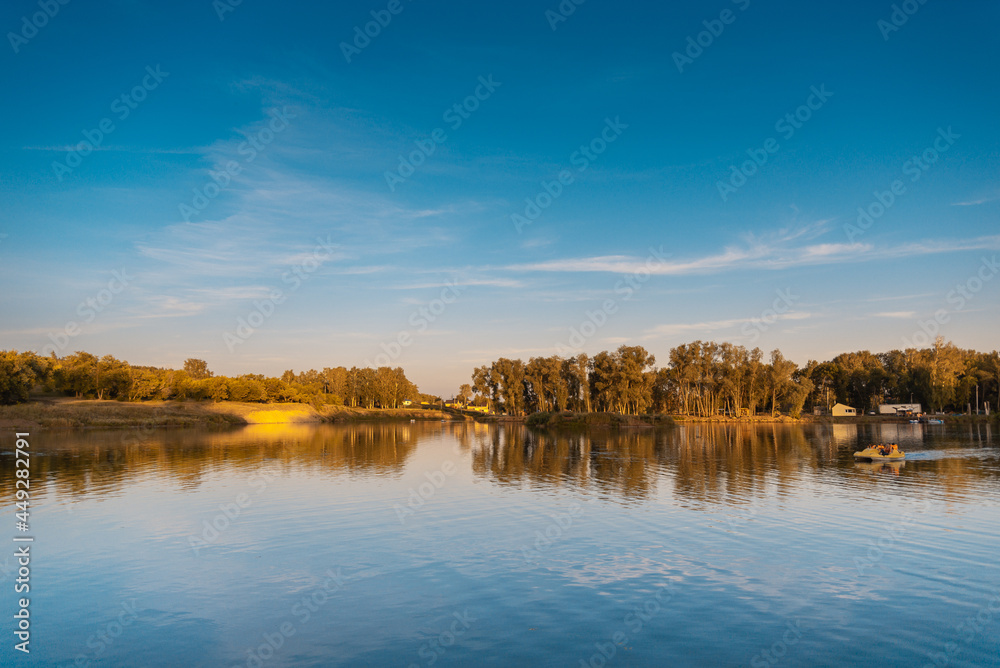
[{"x1": 525, "y1": 412, "x2": 551, "y2": 428}]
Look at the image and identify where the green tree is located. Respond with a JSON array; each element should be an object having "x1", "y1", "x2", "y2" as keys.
[
  {"x1": 183, "y1": 358, "x2": 213, "y2": 380},
  {"x1": 921, "y1": 337, "x2": 966, "y2": 412},
  {"x1": 55, "y1": 352, "x2": 98, "y2": 398},
  {"x1": 492, "y1": 358, "x2": 526, "y2": 415},
  {"x1": 205, "y1": 376, "x2": 229, "y2": 402},
  {"x1": 564, "y1": 354, "x2": 591, "y2": 412},
  {"x1": 767, "y1": 350, "x2": 797, "y2": 415},
  {"x1": 980, "y1": 351, "x2": 1000, "y2": 411},
  {"x1": 617, "y1": 345, "x2": 655, "y2": 415},
  {"x1": 96, "y1": 355, "x2": 130, "y2": 400},
  {"x1": 458, "y1": 383, "x2": 473, "y2": 406},
  {"x1": 127, "y1": 367, "x2": 165, "y2": 401},
  {"x1": 472, "y1": 365, "x2": 499, "y2": 413},
  {"x1": 0, "y1": 351, "x2": 46, "y2": 405},
  {"x1": 589, "y1": 351, "x2": 619, "y2": 413}
]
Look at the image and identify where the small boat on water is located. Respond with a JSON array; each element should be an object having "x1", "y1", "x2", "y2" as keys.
[{"x1": 854, "y1": 444, "x2": 906, "y2": 461}]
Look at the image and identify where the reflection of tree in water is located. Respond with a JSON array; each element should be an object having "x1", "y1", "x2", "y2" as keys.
[
  {"x1": 471, "y1": 426, "x2": 661, "y2": 501},
  {"x1": 2, "y1": 423, "x2": 995, "y2": 507},
  {"x1": 0, "y1": 423, "x2": 424, "y2": 505},
  {"x1": 470, "y1": 424, "x2": 1000, "y2": 506},
  {"x1": 668, "y1": 425, "x2": 816, "y2": 507}
]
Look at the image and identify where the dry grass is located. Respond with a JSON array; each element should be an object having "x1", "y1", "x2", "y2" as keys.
[
  {"x1": 670, "y1": 414, "x2": 803, "y2": 423},
  {"x1": 203, "y1": 402, "x2": 322, "y2": 424},
  {"x1": 0, "y1": 398, "x2": 246, "y2": 430},
  {"x1": 0, "y1": 398, "x2": 458, "y2": 430},
  {"x1": 320, "y1": 405, "x2": 452, "y2": 422}
]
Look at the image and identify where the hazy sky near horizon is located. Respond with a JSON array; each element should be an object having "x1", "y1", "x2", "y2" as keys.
[{"x1": 1, "y1": 0, "x2": 998, "y2": 395}]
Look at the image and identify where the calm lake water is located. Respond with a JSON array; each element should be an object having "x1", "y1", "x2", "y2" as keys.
[{"x1": 3, "y1": 421, "x2": 999, "y2": 667}]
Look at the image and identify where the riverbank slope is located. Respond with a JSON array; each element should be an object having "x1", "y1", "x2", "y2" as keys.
[
  {"x1": 0, "y1": 399, "x2": 452, "y2": 430},
  {"x1": 508, "y1": 410, "x2": 999, "y2": 429}
]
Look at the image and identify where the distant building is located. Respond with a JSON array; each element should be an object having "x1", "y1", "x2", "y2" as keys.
[
  {"x1": 879, "y1": 403, "x2": 921, "y2": 416},
  {"x1": 832, "y1": 403, "x2": 857, "y2": 417}
]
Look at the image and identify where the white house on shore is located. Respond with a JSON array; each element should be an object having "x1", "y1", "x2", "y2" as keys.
[
  {"x1": 832, "y1": 403, "x2": 857, "y2": 417},
  {"x1": 879, "y1": 403, "x2": 922, "y2": 415}
]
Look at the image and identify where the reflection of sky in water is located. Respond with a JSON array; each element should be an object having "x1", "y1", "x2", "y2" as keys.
[{"x1": 2, "y1": 422, "x2": 998, "y2": 667}]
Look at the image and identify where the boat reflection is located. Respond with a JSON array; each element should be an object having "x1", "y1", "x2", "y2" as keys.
[{"x1": 854, "y1": 460, "x2": 905, "y2": 476}]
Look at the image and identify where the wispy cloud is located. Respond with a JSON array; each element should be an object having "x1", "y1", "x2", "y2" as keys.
[
  {"x1": 878, "y1": 235, "x2": 1000, "y2": 258},
  {"x1": 391, "y1": 277, "x2": 524, "y2": 290},
  {"x1": 863, "y1": 293, "x2": 937, "y2": 303},
  {"x1": 123, "y1": 285, "x2": 284, "y2": 320},
  {"x1": 506, "y1": 244, "x2": 863, "y2": 275},
  {"x1": 504, "y1": 233, "x2": 1000, "y2": 277},
  {"x1": 751, "y1": 217, "x2": 834, "y2": 244},
  {"x1": 136, "y1": 218, "x2": 296, "y2": 277},
  {"x1": 952, "y1": 194, "x2": 999, "y2": 206},
  {"x1": 327, "y1": 265, "x2": 389, "y2": 276},
  {"x1": 643, "y1": 318, "x2": 747, "y2": 337},
  {"x1": 22, "y1": 144, "x2": 198, "y2": 154},
  {"x1": 643, "y1": 312, "x2": 812, "y2": 339},
  {"x1": 129, "y1": 296, "x2": 212, "y2": 318},
  {"x1": 873, "y1": 311, "x2": 916, "y2": 319}
]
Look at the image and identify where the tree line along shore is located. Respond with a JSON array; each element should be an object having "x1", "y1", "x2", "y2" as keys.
[
  {"x1": 1, "y1": 336, "x2": 998, "y2": 428},
  {"x1": 468, "y1": 336, "x2": 996, "y2": 419},
  {"x1": 0, "y1": 354, "x2": 427, "y2": 408}
]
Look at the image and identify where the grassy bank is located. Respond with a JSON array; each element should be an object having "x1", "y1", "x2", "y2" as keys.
[
  {"x1": 0, "y1": 399, "x2": 248, "y2": 430},
  {"x1": 0, "y1": 399, "x2": 455, "y2": 430},
  {"x1": 807, "y1": 414, "x2": 999, "y2": 425},
  {"x1": 320, "y1": 405, "x2": 451, "y2": 422},
  {"x1": 502, "y1": 411, "x2": 803, "y2": 429},
  {"x1": 521, "y1": 410, "x2": 999, "y2": 429},
  {"x1": 523, "y1": 411, "x2": 675, "y2": 429},
  {"x1": 5, "y1": 400, "x2": 993, "y2": 431}
]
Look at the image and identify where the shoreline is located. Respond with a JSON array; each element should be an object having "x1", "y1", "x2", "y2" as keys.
[
  {"x1": 0, "y1": 399, "x2": 454, "y2": 430},
  {"x1": 503, "y1": 410, "x2": 998, "y2": 430},
  {"x1": 2, "y1": 400, "x2": 996, "y2": 431}
]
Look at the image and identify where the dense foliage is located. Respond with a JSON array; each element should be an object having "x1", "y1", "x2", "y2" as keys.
[
  {"x1": 0, "y1": 351, "x2": 420, "y2": 408},
  {"x1": 3, "y1": 337, "x2": 996, "y2": 418},
  {"x1": 472, "y1": 338, "x2": 1000, "y2": 417}
]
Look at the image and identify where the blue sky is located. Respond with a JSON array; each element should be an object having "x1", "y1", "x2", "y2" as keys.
[{"x1": 1, "y1": 0, "x2": 998, "y2": 395}]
